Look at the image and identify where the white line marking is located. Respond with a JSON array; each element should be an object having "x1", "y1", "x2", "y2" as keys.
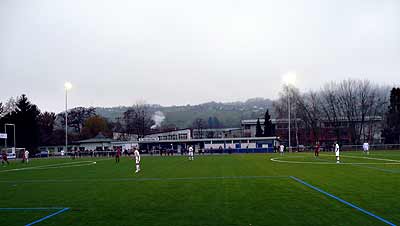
[
  {"x1": 270, "y1": 155, "x2": 400, "y2": 165},
  {"x1": 341, "y1": 155, "x2": 400, "y2": 163},
  {"x1": 0, "y1": 176, "x2": 289, "y2": 183},
  {"x1": 0, "y1": 161, "x2": 100, "y2": 173}
]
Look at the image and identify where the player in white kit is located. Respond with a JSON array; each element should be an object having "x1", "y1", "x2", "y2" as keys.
[
  {"x1": 188, "y1": 146, "x2": 194, "y2": 161},
  {"x1": 134, "y1": 148, "x2": 141, "y2": 173},
  {"x1": 363, "y1": 142, "x2": 369, "y2": 155},
  {"x1": 24, "y1": 150, "x2": 30, "y2": 164},
  {"x1": 335, "y1": 143, "x2": 340, "y2": 163},
  {"x1": 279, "y1": 144, "x2": 284, "y2": 156}
]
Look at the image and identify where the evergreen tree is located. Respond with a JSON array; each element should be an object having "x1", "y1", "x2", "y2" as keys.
[
  {"x1": 213, "y1": 116, "x2": 221, "y2": 128},
  {"x1": 207, "y1": 117, "x2": 214, "y2": 128},
  {"x1": 255, "y1": 118, "x2": 263, "y2": 137},
  {"x1": 38, "y1": 112, "x2": 56, "y2": 145},
  {"x1": 263, "y1": 110, "x2": 275, "y2": 136},
  {"x1": 3, "y1": 95, "x2": 41, "y2": 152},
  {"x1": 382, "y1": 88, "x2": 400, "y2": 143},
  {"x1": 207, "y1": 116, "x2": 222, "y2": 128}
]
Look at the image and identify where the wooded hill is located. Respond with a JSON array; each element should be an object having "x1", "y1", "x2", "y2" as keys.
[{"x1": 95, "y1": 98, "x2": 273, "y2": 128}]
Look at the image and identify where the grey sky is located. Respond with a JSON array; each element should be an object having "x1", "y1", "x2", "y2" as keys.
[{"x1": 1, "y1": 0, "x2": 399, "y2": 113}]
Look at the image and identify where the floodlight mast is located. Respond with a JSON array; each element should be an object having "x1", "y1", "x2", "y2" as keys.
[
  {"x1": 282, "y1": 72, "x2": 296, "y2": 152},
  {"x1": 64, "y1": 82, "x2": 72, "y2": 155}
]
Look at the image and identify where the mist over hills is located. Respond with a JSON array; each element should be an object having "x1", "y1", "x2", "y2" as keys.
[{"x1": 95, "y1": 98, "x2": 273, "y2": 128}]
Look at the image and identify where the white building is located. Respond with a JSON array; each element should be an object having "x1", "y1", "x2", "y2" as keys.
[{"x1": 144, "y1": 129, "x2": 191, "y2": 141}]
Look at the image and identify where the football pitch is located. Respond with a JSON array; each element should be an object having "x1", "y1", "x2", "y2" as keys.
[{"x1": 1, "y1": 151, "x2": 400, "y2": 226}]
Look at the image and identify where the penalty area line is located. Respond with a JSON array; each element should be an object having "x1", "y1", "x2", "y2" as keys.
[
  {"x1": 25, "y1": 207, "x2": 70, "y2": 226},
  {"x1": 290, "y1": 176, "x2": 396, "y2": 226},
  {"x1": 0, "y1": 207, "x2": 70, "y2": 226}
]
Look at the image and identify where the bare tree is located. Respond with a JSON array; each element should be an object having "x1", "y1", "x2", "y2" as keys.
[
  {"x1": 295, "y1": 91, "x2": 322, "y2": 143},
  {"x1": 123, "y1": 103, "x2": 155, "y2": 138},
  {"x1": 336, "y1": 79, "x2": 359, "y2": 143},
  {"x1": 335, "y1": 79, "x2": 388, "y2": 144},
  {"x1": 319, "y1": 79, "x2": 389, "y2": 144},
  {"x1": 319, "y1": 82, "x2": 342, "y2": 143},
  {"x1": 357, "y1": 82, "x2": 389, "y2": 143},
  {"x1": 273, "y1": 85, "x2": 301, "y2": 145},
  {"x1": 274, "y1": 79, "x2": 389, "y2": 145},
  {"x1": 58, "y1": 107, "x2": 96, "y2": 133}
]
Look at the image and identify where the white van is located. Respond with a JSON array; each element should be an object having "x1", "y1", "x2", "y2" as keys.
[{"x1": 6, "y1": 148, "x2": 16, "y2": 159}]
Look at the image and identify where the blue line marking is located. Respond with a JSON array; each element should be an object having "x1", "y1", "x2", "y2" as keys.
[
  {"x1": 290, "y1": 176, "x2": 396, "y2": 226},
  {"x1": 25, "y1": 207, "x2": 70, "y2": 226}
]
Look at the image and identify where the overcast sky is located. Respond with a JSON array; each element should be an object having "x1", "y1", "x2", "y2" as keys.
[{"x1": 1, "y1": 0, "x2": 399, "y2": 113}]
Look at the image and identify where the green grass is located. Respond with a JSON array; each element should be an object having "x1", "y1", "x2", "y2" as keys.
[{"x1": 1, "y1": 151, "x2": 400, "y2": 226}]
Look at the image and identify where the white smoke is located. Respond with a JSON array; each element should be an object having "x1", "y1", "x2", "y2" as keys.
[{"x1": 151, "y1": 111, "x2": 166, "y2": 129}]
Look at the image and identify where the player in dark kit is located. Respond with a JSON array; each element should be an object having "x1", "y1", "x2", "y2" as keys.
[
  {"x1": 314, "y1": 142, "x2": 320, "y2": 157},
  {"x1": 2, "y1": 151, "x2": 10, "y2": 166},
  {"x1": 116, "y1": 148, "x2": 121, "y2": 163}
]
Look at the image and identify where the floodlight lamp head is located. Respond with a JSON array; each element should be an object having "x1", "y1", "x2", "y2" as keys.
[
  {"x1": 64, "y1": 82, "x2": 73, "y2": 90},
  {"x1": 282, "y1": 72, "x2": 297, "y2": 86}
]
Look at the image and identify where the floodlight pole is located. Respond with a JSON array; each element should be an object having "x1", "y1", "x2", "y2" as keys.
[
  {"x1": 288, "y1": 89, "x2": 291, "y2": 152},
  {"x1": 65, "y1": 88, "x2": 68, "y2": 154}
]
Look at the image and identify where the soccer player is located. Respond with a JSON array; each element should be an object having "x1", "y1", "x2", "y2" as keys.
[
  {"x1": 2, "y1": 151, "x2": 9, "y2": 166},
  {"x1": 363, "y1": 142, "x2": 369, "y2": 155},
  {"x1": 314, "y1": 142, "x2": 320, "y2": 157},
  {"x1": 279, "y1": 144, "x2": 284, "y2": 156},
  {"x1": 116, "y1": 148, "x2": 121, "y2": 163},
  {"x1": 134, "y1": 148, "x2": 141, "y2": 173},
  {"x1": 188, "y1": 145, "x2": 194, "y2": 161},
  {"x1": 24, "y1": 149, "x2": 30, "y2": 164},
  {"x1": 335, "y1": 142, "x2": 340, "y2": 163}
]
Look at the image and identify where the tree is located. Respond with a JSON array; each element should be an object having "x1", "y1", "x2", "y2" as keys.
[
  {"x1": 192, "y1": 118, "x2": 205, "y2": 139},
  {"x1": 38, "y1": 112, "x2": 56, "y2": 145},
  {"x1": 323, "y1": 79, "x2": 388, "y2": 144},
  {"x1": 123, "y1": 103, "x2": 154, "y2": 138},
  {"x1": 0, "y1": 95, "x2": 41, "y2": 152},
  {"x1": 58, "y1": 107, "x2": 96, "y2": 133},
  {"x1": 296, "y1": 91, "x2": 322, "y2": 143},
  {"x1": 255, "y1": 118, "x2": 263, "y2": 137},
  {"x1": 319, "y1": 82, "x2": 342, "y2": 143},
  {"x1": 81, "y1": 116, "x2": 111, "y2": 139},
  {"x1": 0, "y1": 97, "x2": 17, "y2": 119},
  {"x1": 207, "y1": 116, "x2": 222, "y2": 128},
  {"x1": 263, "y1": 110, "x2": 275, "y2": 136},
  {"x1": 382, "y1": 88, "x2": 400, "y2": 144},
  {"x1": 108, "y1": 118, "x2": 124, "y2": 133},
  {"x1": 207, "y1": 117, "x2": 214, "y2": 129},
  {"x1": 273, "y1": 85, "x2": 300, "y2": 144},
  {"x1": 273, "y1": 79, "x2": 388, "y2": 145}
]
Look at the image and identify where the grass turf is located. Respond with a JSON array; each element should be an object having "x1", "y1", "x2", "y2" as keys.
[{"x1": 0, "y1": 151, "x2": 399, "y2": 226}]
